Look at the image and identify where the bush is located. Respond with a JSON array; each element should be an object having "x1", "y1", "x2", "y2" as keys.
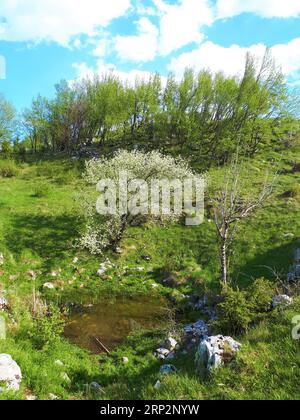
[
  {"x1": 248, "y1": 278, "x2": 275, "y2": 315},
  {"x1": 30, "y1": 305, "x2": 66, "y2": 349},
  {"x1": 0, "y1": 160, "x2": 19, "y2": 177},
  {"x1": 215, "y1": 279, "x2": 276, "y2": 335},
  {"x1": 216, "y1": 286, "x2": 253, "y2": 335}
]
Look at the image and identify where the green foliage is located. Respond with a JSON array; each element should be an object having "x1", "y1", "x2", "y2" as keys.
[
  {"x1": 248, "y1": 278, "x2": 276, "y2": 314},
  {"x1": 22, "y1": 51, "x2": 290, "y2": 165},
  {"x1": 30, "y1": 305, "x2": 66, "y2": 350},
  {"x1": 216, "y1": 286, "x2": 253, "y2": 335},
  {"x1": 0, "y1": 159, "x2": 19, "y2": 177}
]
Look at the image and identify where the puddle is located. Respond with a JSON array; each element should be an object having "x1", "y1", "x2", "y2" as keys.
[{"x1": 64, "y1": 295, "x2": 170, "y2": 353}]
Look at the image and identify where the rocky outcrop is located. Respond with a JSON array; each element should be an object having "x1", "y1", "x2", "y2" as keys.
[
  {"x1": 0, "y1": 354, "x2": 22, "y2": 392},
  {"x1": 195, "y1": 335, "x2": 241, "y2": 372}
]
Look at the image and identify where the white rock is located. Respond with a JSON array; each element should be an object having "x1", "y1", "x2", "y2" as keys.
[
  {"x1": 0, "y1": 253, "x2": 4, "y2": 266},
  {"x1": 27, "y1": 270, "x2": 36, "y2": 279},
  {"x1": 196, "y1": 336, "x2": 241, "y2": 372},
  {"x1": 48, "y1": 393, "x2": 59, "y2": 400},
  {"x1": 0, "y1": 354, "x2": 22, "y2": 391},
  {"x1": 272, "y1": 295, "x2": 293, "y2": 309},
  {"x1": 97, "y1": 267, "x2": 107, "y2": 276},
  {"x1": 154, "y1": 380, "x2": 161, "y2": 390},
  {"x1": 0, "y1": 297, "x2": 8, "y2": 311},
  {"x1": 73, "y1": 257, "x2": 79, "y2": 264},
  {"x1": 155, "y1": 348, "x2": 170, "y2": 360},
  {"x1": 43, "y1": 282, "x2": 55, "y2": 290},
  {"x1": 54, "y1": 360, "x2": 64, "y2": 367},
  {"x1": 122, "y1": 357, "x2": 129, "y2": 364},
  {"x1": 164, "y1": 337, "x2": 178, "y2": 351}
]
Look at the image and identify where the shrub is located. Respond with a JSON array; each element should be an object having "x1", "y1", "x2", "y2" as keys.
[
  {"x1": 248, "y1": 278, "x2": 275, "y2": 314},
  {"x1": 30, "y1": 305, "x2": 66, "y2": 349},
  {"x1": 216, "y1": 286, "x2": 253, "y2": 335},
  {"x1": 0, "y1": 160, "x2": 19, "y2": 177}
]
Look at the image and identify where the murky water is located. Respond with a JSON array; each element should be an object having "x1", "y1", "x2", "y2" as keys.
[{"x1": 64, "y1": 295, "x2": 169, "y2": 353}]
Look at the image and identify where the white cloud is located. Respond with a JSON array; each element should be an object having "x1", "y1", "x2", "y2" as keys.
[
  {"x1": 217, "y1": 0, "x2": 300, "y2": 19},
  {"x1": 169, "y1": 38, "x2": 300, "y2": 81},
  {"x1": 73, "y1": 59, "x2": 164, "y2": 85},
  {"x1": 0, "y1": 55, "x2": 6, "y2": 79},
  {"x1": 0, "y1": 0, "x2": 131, "y2": 46},
  {"x1": 114, "y1": 17, "x2": 159, "y2": 61},
  {"x1": 154, "y1": 0, "x2": 213, "y2": 55}
]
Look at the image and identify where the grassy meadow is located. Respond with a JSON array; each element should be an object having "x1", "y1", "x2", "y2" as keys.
[{"x1": 0, "y1": 143, "x2": 300, "y2": 400}]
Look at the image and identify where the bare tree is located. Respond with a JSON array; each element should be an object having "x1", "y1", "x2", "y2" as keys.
[{"x1": 210, "y1": 153, "x2": 275, "y2": 284}]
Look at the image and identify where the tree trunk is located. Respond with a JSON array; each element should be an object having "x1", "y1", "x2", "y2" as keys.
[{"x1": 220, "y1": 237, "x2": 228, "y2": 284}]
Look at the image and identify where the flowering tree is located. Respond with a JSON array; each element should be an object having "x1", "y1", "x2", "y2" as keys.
[{"x1": 79, "y1": 150, "x2": 203, "y2": 254}]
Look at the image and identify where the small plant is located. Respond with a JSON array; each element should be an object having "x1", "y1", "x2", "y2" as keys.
[
  {"x1": 248, "y1": 278, "x2": 275, "y2": 315},
  {"x1": 30, "y1": 304, "x2": 66, "y2": 349},
  {"x1": 32, "y1": 182, "x2": 51, "y2": 198},
  {"x1": 0, "y1": 160, "x2": 19, "y2": 178},
  {"x1": 215, "y1": 286, "x2": 253, "y2": 335}
]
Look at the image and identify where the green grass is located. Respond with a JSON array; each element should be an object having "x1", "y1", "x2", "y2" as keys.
[{"x1": 0, "y1": 145, "x2": 299, "y2": 400}]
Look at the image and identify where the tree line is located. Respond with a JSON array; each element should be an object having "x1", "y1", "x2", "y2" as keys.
[{"x1": 1, "y1": 50, "x2": 299, "y2": 167}]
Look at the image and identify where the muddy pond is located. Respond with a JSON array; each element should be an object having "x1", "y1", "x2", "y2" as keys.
[{"x1": 64, "y1": 295, "x2": 170, "y2": 353}]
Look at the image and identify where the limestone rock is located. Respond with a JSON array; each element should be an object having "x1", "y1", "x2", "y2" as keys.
[
  {"x1": 43, "y1": 282, "x2": 55, "y2": 290},
  {"x1": 0, "y1": 354, "x2": 22, "y2": 392},
  {"x1": 184, "y1": 320, "x2": 208, "y2": 338},
  {"x1": 196, "y1": 335, "x2": 241, "y2": 372}
]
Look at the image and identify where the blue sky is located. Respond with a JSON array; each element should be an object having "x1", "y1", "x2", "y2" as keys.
[{"x1": 0, "y1": 0, "x2": 300, "y2": 111}]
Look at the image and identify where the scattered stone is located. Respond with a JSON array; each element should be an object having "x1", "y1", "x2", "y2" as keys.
[
  {"x1": 196, "y1": 336, "x2": 241, "y2": 372},
  {"x1": 184, "y1": 320, "x2": 208, "y2": 338},
  {"x1": 164, "y1": 337, "x2": 178, "y2": 351},
  {"x1": 159, "y1": 364, "x2": 177, "y2": 375},
  {"x1": 54, "y1": 360, "x2": 64, "y2": 367},
  {"x1": 135, "y1": 266, "x2": 145, "y2": 272},
  {"x1": 0, "y1": 297, "x2": 8, "y2": 312},
  {"x1": 43, "y1": 282, "x2": 55, "y2": 290},
  {"x1": 48, "y1": 393, "x2": 59, "y2": 400},
  {"x1": 51, "y1": 272, "x2": 57, "y2": 277},
  {"x1": 27, "y1": 270, "x2": 36, "y2": 279},
  {"x1": 90, "y1": 382, "x2": 102, "y2": 392},
  {"x1": 154, "y1": 380, "x2": 161, "y2": 390},
  {"x1": 115, "y1": 247, "x2": 123, "y2": 255},
  {"x1": 272, "y1": 295, "x2": 293, "y2": 309},
  {"x1": 0, "y1": 253, "x2": 4, "y2": 266},
  {"x1": 122, "y1": 357, "x2": 129, "y2": 364},
  {"x1": 155, "y1": 348, "x2": 170, "y2": 360},
  {"x1": 25, "y1": 391, "x2": 37, "y2": 401},
  {"x1": 97, "y1": 267, "x2": 107, "y2": 276},
  {"x1": 0, "y1": 354, "x2": 22, "y2": 392},
  {"x1": 73, "y1": 257, "x2": 79, "y2": 264},
  {"x1": 151, "y1": 283, "x2": 158, "y2": 289}
]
